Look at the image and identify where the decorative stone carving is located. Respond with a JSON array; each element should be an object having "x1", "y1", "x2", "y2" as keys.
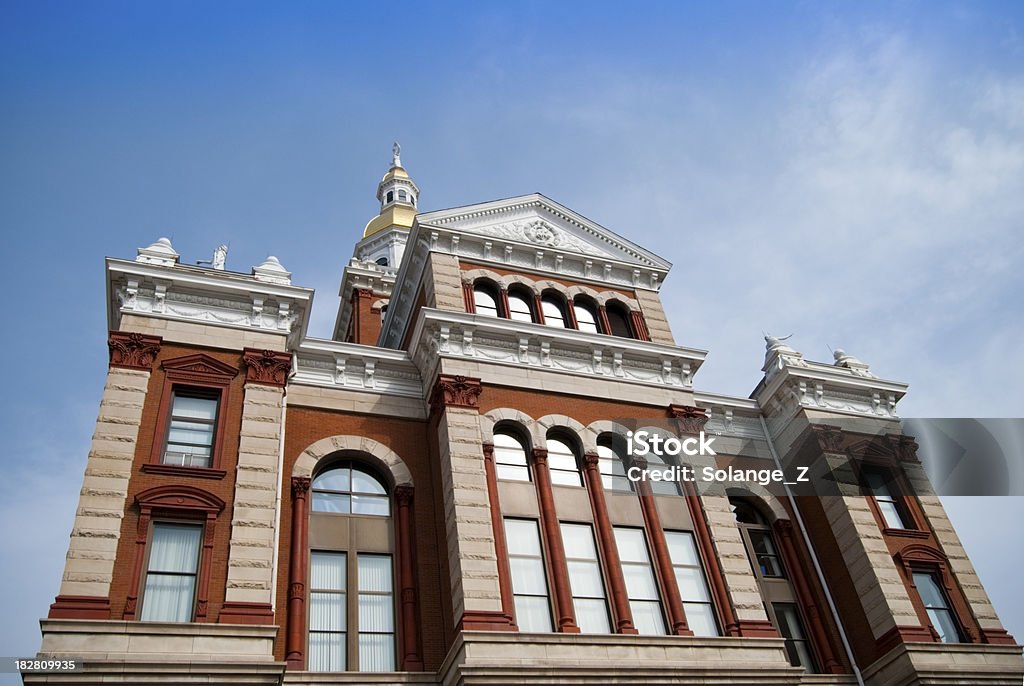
[
  {"x1": 670, "y1": 404, "x2": 709, "y2": 435},
  {"x1": 242, "y1": 348, "x2": 292, "y2": 387},
  {"x1": 430, "y1": 374, "x2": 483, "y2": 412},
  {"x1": 108, "y1": 332, "x2": 162, "y2": 370},
  {"x1": 810, "y1": 424, "x2": 845, "y2": 454},
  {"x1": 291, "y1": 477, "x2": 310, "y2": 498}
]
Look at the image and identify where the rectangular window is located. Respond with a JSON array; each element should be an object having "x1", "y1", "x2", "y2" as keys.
[
  {"x1": 773, "y1": 603, "x2": 817, "y2": 671},
  {"x1": 664, "y1": 531, "x2": 719, "y2": 636},
  {"x1": 613, "y1": 527, "x2": 666, "y2": 635},
  {"x1": 309, "y1": 551, "x2": 347, "y2": 672},
  {"x1": 140, "y1": 522, "x2": 202, "y2": 622},
  {"x1": 504, "y1": 519, "x2": 553, "y2": 632},
  {"x1": 747, "y1": 529, "x2": 785, "y2": 578},
  {"x1": 357, "y1": 555, "x2": 395, "y2": 672},
  {"x1": 912, "y1": 572, "x2": 962, "y2": 643},
  {"x1": 163, "y1": 389, "x2": 219, "y2": 468},
  {"x1": 864, "y1": 468, "x2": 911, "y2": 529},
  {"x1": 560, "y1": 523, "x2": 610, "y2": 634}
]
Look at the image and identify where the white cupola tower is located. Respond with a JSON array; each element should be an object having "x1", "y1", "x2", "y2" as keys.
[{"x1": 355, "y1": 142, "x2": 420, "y2": 269}]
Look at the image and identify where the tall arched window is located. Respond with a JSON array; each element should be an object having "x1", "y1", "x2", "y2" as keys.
[
  {"x1": 606, "y1": 302, "x2": 634, "y2": 338},
  {"x1": 309, "y1": 462, "x2": 395, "y2": 672},
  {"x1": 473, "y1": 282, "x2": 500, "y2": 318},
  {"x1": 596, "y1": 438, "x2": 632, "y2": 491},
  {"x1": 546, "y1": 435, "x2": 582, "y2": 487},
  {"x1": 507, "y1": 289, "x2": 534, "y2": 323},
  {"x1": 540, "y1": 293, "x2": 568, "y2": 328},
  {"x1": 730, "y1": 497, "x2": 816, "y2": 672},
  {"x1": 573, "y1": 299, "x2": 600, "y2": 334},
  {"x1": 493, "y1": 430, "x2": 530, "y2": 481}
]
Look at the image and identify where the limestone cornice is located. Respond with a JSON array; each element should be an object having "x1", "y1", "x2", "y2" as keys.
[
  {"x1": 331, "y1": 259, "x2": 397, "y2": 341},
  {"x1": 290, "y1": 337, "x2": 422, "y2": 398},
  {"x1": 106, "y1": 258, "x2": 313, "y2": 348},
  {"x1": 408, "y1": 307, "x2": 706, "y2": 394}
]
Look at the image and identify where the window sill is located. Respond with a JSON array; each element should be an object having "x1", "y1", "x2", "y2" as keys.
[
  {"x1": 883, "y1": 527, "x2": 930, "y2": 539},
  {"x1": 141, "y1": 463, "x2": 227, "y2": 480}
]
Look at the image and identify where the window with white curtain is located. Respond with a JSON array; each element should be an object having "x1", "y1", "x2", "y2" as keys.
[
  {"x1": 912, "y1": 572, "x2": 962, "y2": 643},
  {"x1": 596, "y1": 442, "x2": 632, "y2": 491},
  {"x1": 664, "y1": 531, "x2": 719, "y2": 636},
  {"x1": 473, "y1": 284, "x2": 499, "y2": 317},
  {"x1": 309, "y1": 551, "x2": 347, "y2": 671},
  {"x1": 493, "y1": 432, "x2": 530, "y2": 481},
  {"x1": 163, "y1": 390, "x2": 218, "y2": 467},
  {"x1": 614, "y1": 527, "x2": 666, "y2": 635},
  {"x1": 504, "y1": 519, "x2": 553, "y2": 632},
  {"x1": 546, "y1": 437, "x2": 582, "y2": 487},
  {"x1": 358, "y1": 555, "x2": 395, "y2": 671},
  {"x1": 541, "y1": 294, "x2": 567, "y2": 328},
  {"x1": 573, "y1": 300, "x2": 600, "y2": 333},
  {"x1": 560, "y1": 523, "x2": 610, "y2": 633},
  {"x1": 140, "y1": 522, "x2": 202, "y2": 622},
  {"x1": 507, "y1": 291, "x2": 534, "y2": 322}
]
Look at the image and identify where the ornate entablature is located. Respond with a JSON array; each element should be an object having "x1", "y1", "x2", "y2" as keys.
[
  {"x1": 331, "y1": 258, "x2": 397, "y2": 341},
  {"x1": 380, "y1": 194, "x2": 672, "y2": 349},
  {"x1": 291, "y1": 338, "x2": 422, "y2": 398},
  {"x1": 406, "y1": 307, "x2": 705, "y2": 393},
  {"x1": 106, "y1": 249, "x2": 314, "y2": 348},
  {"x1": 753, "y1": 337, "x2": 908, "y2": 425}
]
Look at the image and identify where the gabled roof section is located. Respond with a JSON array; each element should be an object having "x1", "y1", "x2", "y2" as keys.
[{"x1": 416, "y1": 193, "x2": 672, "y2": 271}]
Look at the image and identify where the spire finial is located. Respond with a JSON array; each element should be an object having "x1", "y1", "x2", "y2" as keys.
[{"x1": 392, "y1": 141, "x2": 402, "y2": 168}]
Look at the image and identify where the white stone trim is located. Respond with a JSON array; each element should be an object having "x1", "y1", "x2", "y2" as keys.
[
  {"x1": 480, "y1": 408, "x2": 542, "y2": 449},
  {"x1": 292, "y1": 435, "x2": 414, "y2": 488}
]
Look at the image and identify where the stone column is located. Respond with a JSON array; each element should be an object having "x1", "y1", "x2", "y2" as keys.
[
  {"x1": 220, "y1": 349, "x2": 290, "y2": 625},
  {"x1": 285, "y1": 477, "x2": 309, "y2": 670},
  {"x1": 532, "y1": 447, "x2": 579, "y2": 633},
  {"x1": 581, "y1": 452, "x2": 636, "y2": 634},
  {"x1": 49, "y1": 332, "x2": 161, "y2": 619},
  {"x1": 431, "y1": 375, "x2": 510, "y2": 631}
]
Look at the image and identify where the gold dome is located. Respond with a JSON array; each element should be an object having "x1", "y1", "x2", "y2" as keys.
[
  {"x1": 381, "y1": 166, "x2": 409, "y2": 182},
  {"x1": 363, "y1": 203, "x2": 417, "y2": 238}
]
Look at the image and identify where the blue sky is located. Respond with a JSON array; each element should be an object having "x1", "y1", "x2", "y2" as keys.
[{"x1": 2, "y1": 0, "x2": 1023, "y2": 674}]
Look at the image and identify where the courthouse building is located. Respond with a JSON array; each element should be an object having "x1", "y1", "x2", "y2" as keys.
[{"x1": 28, "y1": 148, "x2": 1024, "y2": 685}]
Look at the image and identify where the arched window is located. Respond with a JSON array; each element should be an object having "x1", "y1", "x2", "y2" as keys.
[
  {"x1": 386, "y1": 191, "x2": 394, "y2": 203},
  {"x1": 606, "y1": 302, "x2": 634, "y2": 338},
  {"x1": 493, "y1": 431, "x2": 530, "y2": 481},
  {"x1": 507, "y1": 289, "x2": 534, "y2": 323},
  {"x1": 309, "y1": 461, "x2": 396, "y2": 672},
  {"x1": 573, "y1": 299, "x2": 600, "y2": 334},
  {"x1": 398, "y1": 190, "x2": 407, "y2": 202},
  {"x1": 380, "y1": 304, "x2": 388, "y2": 323},
  {"x1": 541, "y1": 293, "x2": 568, "y2": 328},
  {"x1": 312, "y1": 463, "x2": 390, "y2": 516},
  {"x1": 375, "y1": 257, "x2": 389, "y2": 267},
  {"x1": 473, "y1": 282, "x2": 500, "y2": 318},
  {"x1": 644, "y1": 440, "x2": 680, "y2": 495},
  {"x1": 729, "y1": 497, "x2": 816, "y2": 671},
  {"x1": 546, "y1": 435, "x2": 582, "y2": 487},
  {"x1": 596, "y1": 439, "x2": 632, "y2": 491}
]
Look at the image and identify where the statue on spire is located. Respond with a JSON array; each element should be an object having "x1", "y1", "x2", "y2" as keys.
[{"x1": 392, "y1": 141, "x2": 402, "y2": 168}]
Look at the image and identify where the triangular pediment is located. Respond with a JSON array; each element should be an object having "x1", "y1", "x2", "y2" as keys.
[
  {"x1": 162, "y1": 353, "x2": 239, "y2": 380},
  {"x1": 416, "y1": 193, "x2": 671, "y2": 270}
]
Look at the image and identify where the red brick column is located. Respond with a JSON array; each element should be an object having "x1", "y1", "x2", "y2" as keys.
[
  {"x1": 395, "y1": 485, "x2": 424, "y2": 670},
  {"x1": 532, "y1": 447, "x2": 579, "y2": 633},
  {"x1": 582, "y1": 452, "x2": 637, "y2": 634},
  {"x1": 482, "y1": 443, "x2": 518, "y2": 630},
  {"x1": 286, "y1": 477, "x2": 310, "y2": 670},
  {"x1": 462, "y1": 281, "x2": 476, "y2": 313}
]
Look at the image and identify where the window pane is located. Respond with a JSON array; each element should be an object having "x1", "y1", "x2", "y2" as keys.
[
  {"x1": 550, "y1": 469, "x2": 583, "y2": 487},
  {"x1": 927, "y1": 608, "x2": 961, "y2": 643},
  {"x1": 358, "y1": 594, "x2": 394, "y2": 632},
  {"x1": 473, "y1": 288, "x2": 499, "y2": 317},
  {"x1": 622, "y1": 563, "x2": 660, "y2": 600},
  {"x1": 614, "y1": 528, "x2": 648, "y2": 562},
  {"x1": 496, "y1": 464, "x2": 530, "y2": 481},
  {"x1": 141, "y1": 573, "x2": 196, "y2": 622},
  {"x1": 676, "y1": 566, "x2": 712, "y2": 603},
  {"x1": 313, "y1": 467, "x2": 350, "y2": 492},
  {"x1": 574, "y1": 597, "x2": 611, "y2": 634},
  {"x1": 172, "y1": 395, "x2": 217, "y2": 421},
  {"x1": 631, "y1": 600, "x2": 666, "y2": 635},
  {"x1": 607, "y1": 306, "x2": 633, "y2": 337},
  {"x1": 515, "y1": 596, "x2": 553, "y2": 633},
  {"x1": 167, "y1": 422, "x2": 215, "y2": 446},
  {"x1": 508, "y1": 294, "x2": 533, "y2": 322},
  {"x1": 351, "y1": 469, "x2": 387, "y2": 495},
  {"x1": 311, "y1": 552, "x2": 346, "y2": 591},
  {"x1": 352, "y1": 494, "x2": 390, "y2": 516},
  {"x1": 541, "y1": 298, "x2": 566, "y2": 327},
  {"x1": 878, "y1": 501, "x2": 907, "y2": 529},
  {"x1": 574, "y1": 303, "x2": 599, "y2": 333},
  {"x1": 505, "y1": 520, "x2": 544, "y2": 555},
  {"x1": 509, "y1": 557, "x2": 549, "y2": 595},
  {"x1": 358, "y1": 555, "x2": 393, "y2": 592},
  {"x1": 358, "y1": 633, "x2": 395, "y2": 672},
  {"x1": 685, "y1": 603, "x2": 718, "y2": 637},
  {"x1": 148, "y1": 524, "x2": 201, "y2": 573},
  {"x1": 312, "y1": 492, "x2": 350, "y2": 514},
  {"x1": 561, "y1": 523, "x2": 598, "y2": 559},
  {"x1": 665, "y1": 531, "x2": 701, "y2": 567},
  {"x1": 309, "y1": 631, "x2": 345, "y2": 672},
  {"x1": 309, "y1": 592, "x2": 346, "y2": 631},
  {"x1": 567, "y1": 560, "x2": 605, "y2": 597}
]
